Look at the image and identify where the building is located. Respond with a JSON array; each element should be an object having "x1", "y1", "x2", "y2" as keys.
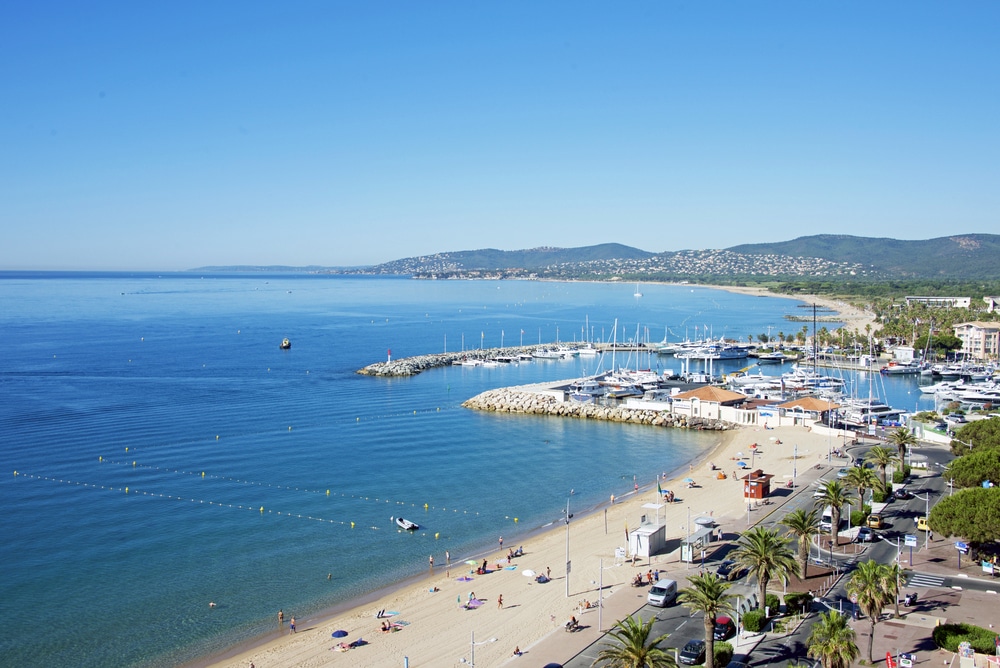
[
  {"x1": 904, "y1": 296, "x2": 971, "y2": 308},
  {"x1": 669, "y1": 386, "x2": 748, "y2": 421},
  {"x1": 953, "y1": 322, "x2": 1000, "y2": 361},
  {"x1": 984, "y1": 296, "x2": 1000, "y2": 313}
]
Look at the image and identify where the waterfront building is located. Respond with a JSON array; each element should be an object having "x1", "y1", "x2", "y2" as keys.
[{"x1": 953, "y1": 321, "x2": 1000, "y2": 361}]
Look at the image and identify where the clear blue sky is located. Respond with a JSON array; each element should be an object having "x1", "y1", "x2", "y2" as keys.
[{"x1": 2, "y1": 2, "x2": 997, "y2": 270}]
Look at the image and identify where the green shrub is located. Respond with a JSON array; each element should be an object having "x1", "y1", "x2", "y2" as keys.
[
  {"x1": 742, "y1": 609, "x2": 765, "y2": 632},
  {"x1": 892, "y1": 466, "x2": 912, "y2": 484},
  {"x1": 872, "y1": 488, "x2": 889, "y2": 503},
  {"x1": 713, "y1": 641, "x2": 734, "y2": 666},
  {"x1": 784, "y1": 591, "x2": 813, "y2": 614},
  {"x1": 851, "y1": 510, "x2": 866, "y2": 526},
  {"x1": 765, "y1": 593, "x2": 780, "y2": 615},
  {"x1": 932, "y1": 622, "x2": 998, "y2": 654}
]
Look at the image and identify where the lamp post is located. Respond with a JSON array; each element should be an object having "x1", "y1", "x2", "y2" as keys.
[
  {"x1": 461, "y1": 631, "x2": 497, "y2": 667},
  {"x1": 793, "y1": 444, "x2": 798, "y2": 485}
]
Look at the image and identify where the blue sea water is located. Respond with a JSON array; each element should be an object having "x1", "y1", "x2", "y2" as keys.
[{"x1": 0, "y1": 274, "x2": 926, "y2": 667}]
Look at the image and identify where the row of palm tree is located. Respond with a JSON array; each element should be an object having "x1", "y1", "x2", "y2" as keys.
[{"x1": 592, "y1": 427, "x2": 919, "y2": 667}]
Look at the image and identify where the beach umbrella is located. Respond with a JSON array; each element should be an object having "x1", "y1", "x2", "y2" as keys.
[
  {"x1": 332, "y1": 630, "x2": 348, "y2": 638},
  {"x1": 737, "y1": 461, "x2": 748, "y2": 468},
  {"x1": 456, "y1": 576, "x2": 473, "y2": 582},
  {"x1": 736, "y1": 451, "x2": 744, "y2": 458},
  {"x1": 750, "y1": 443, "x2": 759, "y2": 449},
  {"x1": 466, "y1": 598, "x2": 483, "y2": 608},
  {"x1": 465, "y1": 560, "x2": 478, "y2": 566},
  {"x1": 522, "y1": 569, "x2": 536, "y2": 578},
  {"x1": 683, "y1": 477, "x2": 695, "y2": 483}
]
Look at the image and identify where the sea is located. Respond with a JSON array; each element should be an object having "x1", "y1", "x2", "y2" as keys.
[{"x1": 0, "y1": 273, "x2": 935, "y2": 667}]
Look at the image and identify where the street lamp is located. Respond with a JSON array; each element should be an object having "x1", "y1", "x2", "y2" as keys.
[
  {"x1": 565, "y1": 497, "x2": 571, "y2": 597},
  {"x1": 460, "y1": 631, "x2": 497, "y2": 666}
]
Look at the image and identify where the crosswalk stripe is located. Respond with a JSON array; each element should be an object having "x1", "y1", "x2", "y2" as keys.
[{"x1": 907, "y1": 573, "x2": 946, "y2": 587}]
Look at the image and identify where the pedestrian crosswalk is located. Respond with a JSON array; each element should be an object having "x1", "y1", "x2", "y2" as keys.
[{"x1": 907, "y1": 572, "x2": 946, "y2": 588}]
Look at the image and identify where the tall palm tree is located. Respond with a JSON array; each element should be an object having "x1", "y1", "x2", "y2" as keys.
[
  {"x1": 814, "y1": 480, "x2": 853, "y2": 547},
  {"x1": 780, "y1": 507, "x2": 822, "y2": 579},
  {"x1": 846, "y1": 560, "x2": 896, "y2": 663},
  {"x1": 730, "y1": 526, "x2": 798, "y2": 613},
  {"x1": 678, "y1": 572, "x2": 733, "y2": 668},
  {"x1": 844, "y1": 465, "x2": 879, "y2": 510},
  {"x1": 864, "y1": 445, "x2": 900, "y2": 489},
  {"x1": 807, "y1": 610, "x2": 860, "y2": 668},
  {"x1": 887, "y1": 427, "x2": 918, "y2": 469},
  {"x1": 885, "y1": 561, "x2": 903, "y2": 619},
  {"x1": 592, "y1": 614, "x2": 676, "y2": 668}
]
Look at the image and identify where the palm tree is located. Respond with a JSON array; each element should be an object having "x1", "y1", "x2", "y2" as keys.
[
  {"x1": 592, "y1": 614, "x2": 676, "y2": 668},
  {"x1": 814, "y1": 480, "x2": 853, "y2": 547},
  {"x1": 844, "y1": 465, "x2": 879, "y2": 510},
  {"x1": 885, "y1": 561, "x2": 903, "y2": 619},
  {"x1": 887, "y1": 427, "x2": 918, "y2": 469},
  {"x1": 807, "y1": 610, "x2": 860, "y2": 668},
  {"x1": 780, "y1": 507, "x2": 822, "y2": 579},
  {"x1": 730, "y1": 526, "x2": 798, "y2": 613},
  {"x1": 864, "y1": 445, "x2": 900, "y2": 489},
  {"x1": 678, "y1": 572, "x2": 733, "y2": 668},
  {"x1": 846, "y1": 560, "x2": 896, "y2": 663}
]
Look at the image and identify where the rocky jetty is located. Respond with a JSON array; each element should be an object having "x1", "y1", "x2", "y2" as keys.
[
  {"x1": 358, "y1": 345, "x2": 554, "y2": 377},
  {"x1": 462, "y1": 387, "x2": 733, "y2": 430}
]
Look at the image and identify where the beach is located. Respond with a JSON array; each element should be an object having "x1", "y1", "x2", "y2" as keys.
[
  {"x1": 207, "y1": 421, "x2": 838, "y2": 668},
  {"x1": 711, "y1": 285, "x2": 877, "y2": 335}
]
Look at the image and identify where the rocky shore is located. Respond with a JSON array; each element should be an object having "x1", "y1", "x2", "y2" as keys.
[
  {"x1": 462, "y1": 387, "x2": 734, "y2": 430},
  {"x1": 357, "y1": 345, "x2": 551, "y2": 376}
]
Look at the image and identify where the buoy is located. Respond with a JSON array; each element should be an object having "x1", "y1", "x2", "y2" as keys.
[
  {"x1": 201, "y1": 472, "x2": 205, "y2": 478},
  {"x1": 259, "y1": 506, "x2": 264, "y2": 513},
  {"x1": 351, "y1": 522, "x2": 355, "y2": 528},
  {"x1": 424, "y1": 503, "x2": 429, "y2": 509},
  {"x1": 514, "y1": 518, "x2": 519, "y2": 523},
  {"x1": 413, "y1": 410, "x2": 417, "y2": 415},
  {"x1": 125, "y1": 447, "x2": 128, "y2": 452},
  {"x1": 288, "y1": 426, "x2": 292, "y2": 431},
  {"x1": 125, "y1": 487, "x2": 129, "y2": 494},
  {"x1": 99, "y1": 456, "x2": 102, "y2": 461},
  {"x1": 357, "y1": 417, "x2": 360, "y2": 422},
  {"x1": 13, "y1": 471, "x2": 18, "y2": 477},
  {"x1": 216, "y1": 435, "x2": 219, "y2": 440},
  {"x1": 435, "y1": 532, "x2": 439, "y2": 539},
  {"x1": 133, "y1": 461, "x2": 136, "y2": 467},
  {"x1": 326, "y1": 490, "x2": 330, "y2": 496}
]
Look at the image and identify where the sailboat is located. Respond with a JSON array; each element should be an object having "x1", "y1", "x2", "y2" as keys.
[{"x1": 633, "y1": 282, "x2": 643, "y2": 298}]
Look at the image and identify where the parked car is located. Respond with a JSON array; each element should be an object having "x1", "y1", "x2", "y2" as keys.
[
  {"x1": 679, "y1": 639, "x2": 707, "y2": 665},
  {"x1": 894, "y1": 488, "x2": 914, "y2": 500},
  {"x1": 715, "y1": 560, "x2": 748, "y2": 581},
  {"x1": 713, "y1": 615, "x2": 736, "y2": 640},
  {"x1": 855, "y1": 526, "x2": 876, "y2": 542},
  {"x1": 867, "y1": 513, "x2": 884, "y2": 529}
]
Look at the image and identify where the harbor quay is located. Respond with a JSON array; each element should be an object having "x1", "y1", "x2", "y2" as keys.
[{"x1": 357, "y1": 343, "x2": 584, "y2": 376}]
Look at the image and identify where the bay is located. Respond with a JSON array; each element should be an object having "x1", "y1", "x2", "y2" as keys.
[{"x1": 0, "y1": 273, "x2": 915, "y2": 667}]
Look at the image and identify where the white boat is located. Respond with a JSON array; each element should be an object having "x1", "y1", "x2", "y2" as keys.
[
  {"x1": 280, "y1": 338, "x2": 291, "y2": 349},
  {"x1": 394, "y1": 517, "x2": 419, "y2": 531},
  {"x1": 633, "y1": 282, "x2": 643, "y2": 298}
]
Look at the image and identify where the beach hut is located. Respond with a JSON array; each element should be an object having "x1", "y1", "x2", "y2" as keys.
[{"x1": 740, "y1": 469, "x2": 773, "y2": 500}]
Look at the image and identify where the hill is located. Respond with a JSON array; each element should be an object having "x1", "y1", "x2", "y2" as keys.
[{"x1": 728, "y1": 234, "x2": 1000, "y2": 279}]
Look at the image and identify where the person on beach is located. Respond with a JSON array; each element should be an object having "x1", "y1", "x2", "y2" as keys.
[
  {"x1": 513, "y1": 646, "x2": 522, "y2": 656},
  {"x1": 499, "y1": 535, "x2": 503, "y2": 549},
  {"x1": 278, "y1": 609, "x2": 284, "y2": 625},
  {"x1": 289, "y1": 617, "x2": 296, "y2": 633},
  {"x1": 429, "y1": 555, "x2": 433, "y2": 568},
  {"x1": 497, "y1": 594, "x2": 503, "y2": 609}
]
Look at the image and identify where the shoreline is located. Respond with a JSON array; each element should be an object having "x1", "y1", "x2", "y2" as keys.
[
  {"x1": 198, "y1": 283, "x2": 867, "y2": 668},
  {"x1": 201, "y1": 428, "x2": 742, "y2": 668}
]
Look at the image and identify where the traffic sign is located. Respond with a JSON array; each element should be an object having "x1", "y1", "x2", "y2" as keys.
[{"x1": 904, "y1": 535, "x2": 917, "y2": 547}]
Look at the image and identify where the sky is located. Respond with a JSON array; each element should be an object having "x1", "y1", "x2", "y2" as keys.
[{"x1": 1, "y1": 2, "x2": 998, "y2": 270}]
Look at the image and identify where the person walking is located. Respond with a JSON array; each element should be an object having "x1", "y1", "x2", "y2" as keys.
[
  {"x1": 289, "y1": 617, "x2": 296, "y2": 633},
  {"x1": 497, "y1": 594, "x2": 503, "y2": 609},
  {"x1": 278, "y1": 609, "x2": 284, "y2": 625},
  {"x1": 499, "y1": 535, "x2": 503, "y2": 550}
]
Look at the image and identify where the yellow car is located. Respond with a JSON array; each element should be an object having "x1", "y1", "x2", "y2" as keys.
[
  {"x1": 917, "y1": 516, "x2": 930, "y2": 531},
  {"x1": 867, "y1": 514, "x2": 884, "y2": 529}
]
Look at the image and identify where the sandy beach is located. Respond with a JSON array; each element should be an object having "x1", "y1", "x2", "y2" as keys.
[
  {"x1": 710, "y1": 285, "x2": 877, "y2": 335},
  {"x1": 207, "y1": 421, "x2": 842, "y2": 668}
]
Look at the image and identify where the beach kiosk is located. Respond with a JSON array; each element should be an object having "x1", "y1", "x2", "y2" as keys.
[
  {"x1": 628, "y1": 512, "x2": 666, "y2": 559},
  {"x1": 741, "y1": 469, "x2": 773, "y2": 501}
]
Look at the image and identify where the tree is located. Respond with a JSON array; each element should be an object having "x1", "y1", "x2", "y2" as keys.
[
  {"x1": 592, "y1": 614, "x2": 676, "y2": 668},
  {"x1": 944, "y1": 449, "x2": 1000, "y2": 489},
  {"x1": 844, "y1": 466, "x2": 879, "y2": 509},
  {"x1": 807, "y1": 610, "x2": 859, "y2": 668},
  {"x1": 780, "y1": 508, "x2": 822, "y2": 580},
  {"x1": 846, "y1": 560, "x2": 896, "y2": 662},
  {"x1": 814, "y1": 480, "x2": 853, "y2": 547},
  {"x1": 864, "y1": 445, "x2": 899, "y2": 490},
  {"x1": 730, "y1": 526, "x2": 798, "y2": 611},
  {"x1": 927, "y1": 487, "x2": 1000, "y2": 547},
  {"x1": 887, "y1": 427, "x2": 918, "y2": 468},
  {"x1": 950, "y1": 418, "x2": 1000, "y2": 455},
  {"x1": 885, "y1": 561, "x2": 903, "y2": 619},
  {"x1": 678, "y1": 573, "x2": 733, "y2": 668}
]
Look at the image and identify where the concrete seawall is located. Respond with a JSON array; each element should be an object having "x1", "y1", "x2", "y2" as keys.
[{"x1": 462, "y1": 386, "x2": 734, "y2": 430}]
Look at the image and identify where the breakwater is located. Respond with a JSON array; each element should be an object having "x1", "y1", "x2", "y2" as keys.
[
  {"x1": 357, "y1": 345, "x2": 552, "y2": 376},
  {"x1": 462, "y1": 387, "x2": 734, "y2": 430}
]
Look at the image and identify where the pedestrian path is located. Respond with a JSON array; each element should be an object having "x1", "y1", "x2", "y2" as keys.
[{"x1": 906, "y1": 572, "x2": 947, "y2": 588}]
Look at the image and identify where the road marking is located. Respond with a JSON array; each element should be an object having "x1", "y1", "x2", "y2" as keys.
[{"x1": 907, "y1": 573, "x2": 946, "y2": 588}]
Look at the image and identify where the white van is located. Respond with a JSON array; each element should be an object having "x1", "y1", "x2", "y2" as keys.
[
  {"x1": 647, "y1": 579, "x2": 678, "y2": 607},
  {"x1": 820, "y1": 506, "x2": 833, "y2": 531}
]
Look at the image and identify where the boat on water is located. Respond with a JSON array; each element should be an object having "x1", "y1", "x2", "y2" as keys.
[
  {"x1": 280, "y1": 338, "x2": 291, "y2": 349},
  {"x1": 394, "y1": 517, "x2": 419, "y2": 531}
]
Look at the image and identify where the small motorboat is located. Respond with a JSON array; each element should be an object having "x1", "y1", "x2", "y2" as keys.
[
  {"x1": 280, "y1": 338, "x2": 291, "y2": 349},
  {"x1": 394, "y1": 517, "x2": 419, "y2": 531}
]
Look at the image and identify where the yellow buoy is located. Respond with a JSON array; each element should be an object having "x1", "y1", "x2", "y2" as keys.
[
  {"x1": 133, "y1": 461, "x2": 136, "y2": 467},
  {"x1": 125, "y1": 487, "x2": 129, "y2": 494},
  {"x1": 288, "y1": 426, "x2": 292, "y2": 431},
  {"x1": 13, "y1": 470, "x2": 18, "y2": 477},
  {"x1": 351, "y1": 521, "x2": 355, "y2": 528},
  {"x1": 424, "y1": 503, "x2": 429, "y2": 509},
  {"x1": 99, "y1": 456, "x2": 103, "y2": 461},
  {"x1": 326, "y1": 490, "x2": 330, "y2": 496},
  {"x1": 435, "y1": 532, "x2": 439, "y2": 539},
  {"x1": 259, "y1": 506, "x2": 264, "y2": 513},
  {"x1": 125, "y1": 447, "x2": 128, "y2": 452},
  {"x1": 201, "y1": 472, "x2": 205, "y2": 478},
  {"x1": 216, "y1": 435, "x2": 220, "y2": 440},
  {"x1": 514, "y1": 518, "x2": 519, "y2": 523}
]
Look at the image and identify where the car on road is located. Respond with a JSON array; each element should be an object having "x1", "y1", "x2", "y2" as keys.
[
  {"x1": 917, "y1": 516, "x2": 930, "y2": 531},
  {"x1": 713, "y1": 615, "x2": 736, "y2": 640},
  {"x1": 715, "y1": 560, "x2": 748, "y2": 581},
  {"x1": 679, "y1": 639, "x2": 706, "y2": 665},
  {"x1": 894, "y1": 488, "x2": 914, "y2": 500},
  {"x1": 836, "y1": 468, "x2": 850, "y2": 478},
  {"x1": 813, "y1": 483, "x2": 828, "y2": 498},
  {"x1": 855, "y1": 526, "x2": 876, "y2": 542},
  {"x1": 867, "y1": 513, "x2": 884, "y2": 529}
]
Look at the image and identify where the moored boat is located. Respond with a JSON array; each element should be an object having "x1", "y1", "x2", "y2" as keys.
[
  {"x1": 280, "y1": 338, "x2": 291, "y2": 349},
  {"x1": 394, "y1": 517, "x2": 419, "y2": 531}
]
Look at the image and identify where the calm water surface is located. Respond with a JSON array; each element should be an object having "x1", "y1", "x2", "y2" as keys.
[{"x1": 0, "y1": 274, "x2": 921, "y2": 667}]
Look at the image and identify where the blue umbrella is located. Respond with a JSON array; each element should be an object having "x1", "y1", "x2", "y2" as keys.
[
  {"x1": 332, "y1": 630, "x2": 348, "y2": 638},
  {"x1": 738, "y1": 461, "x2": 748, "y2": 468}
]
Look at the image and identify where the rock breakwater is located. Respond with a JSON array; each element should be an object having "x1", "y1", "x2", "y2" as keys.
[
  {"x1": 463, "y1": 388, "x2": 733, "y2": 430},
  {"x1": 358, "y1": 346, "x2": 550, "y2": 377}
]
